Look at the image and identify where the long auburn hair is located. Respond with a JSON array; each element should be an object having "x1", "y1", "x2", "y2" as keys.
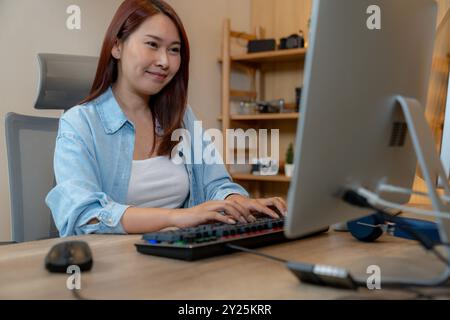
[{"x1": 80, "y1": 0, "x2": 190, "y2": 157}]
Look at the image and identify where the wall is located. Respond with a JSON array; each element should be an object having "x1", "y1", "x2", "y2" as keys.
[
  {"x1": 0, "y1": 0, "x2": 251, "y2": 241},
  {"x1": 247, "y1": 0, "x2": 312, "y2": 197},
  {"x1": 427, "y1": 3, "x2": 450, "y2": 145},
  {"x1": 251, "y1": 0, "x2": 311, "y2": 103},
  {"x1": 169, "y1": 0, "x2": 251, "y2": 129},
  {"x1": 437, "y1": 0, "x2": 450, "y2": 26},
  {"x1": 410, "y1": 1, "x2": 450, "y2": 204}
]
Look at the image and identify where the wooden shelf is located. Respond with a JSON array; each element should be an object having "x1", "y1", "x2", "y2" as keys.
[
  {"x1": 230, "y1": 90, "x2": 257, "y2": 99},
  {"x1": 231, "y1": 173, "x2": 291, "y2": 182},
  {"x1": 220, "y1": 19, "x2": 303, "y2": 197},
  {"x1": 218, "y1": 112, "x2": 299, "y2": 121},
  {"x1": 233, "y1": 112, "x2": 299, "y2": 120},
  {"x1": 219, "y1": 48, "x2": 307, "y2": 64}
]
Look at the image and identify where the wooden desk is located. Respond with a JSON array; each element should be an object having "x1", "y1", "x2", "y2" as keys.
[{"x1": 0, "y1": 230, "x2": 448, "y2": 300}]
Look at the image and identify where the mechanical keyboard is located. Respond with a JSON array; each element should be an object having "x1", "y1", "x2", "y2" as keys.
[{"x1": 135, "y1": 217, "x2": 328, "y2": 261}]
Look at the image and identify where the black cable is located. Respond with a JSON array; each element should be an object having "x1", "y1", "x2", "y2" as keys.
[
  {"x1": 227, "y1": 243, "x2": 422, "y2": 293},
  {"x1": 432, "y1": 248, "x2": 450, "y2": 267},
  {"x1": 404, "y1": 288, "x2": 436, "y2": 300},
  {"x1": 382, "y1": 211, "x2": 450, "y2": 248},
  {"x1": 0, "y1": 241, "x2": 18, "y2": 246},
  {"x1": 342, "y1": 189, "x2": 450, "y2": 292},
  {"x1": 226, "y1": 243, "x2": 289, "y2": 263},
  {"x1": 376, "y1": 210, "x2": 450, "y2": 268},
  {"x1": 343, "y1": 190, "x2": 450, "y2": 267},
  {"x1": 228, "y1": 193, "x2": 450, "y2": 294},
  {"x1": 71, "y1": 289, "x2": 89, "y2": 300},
  {"x1": 227, "y1": 233, "x2": 450, "y2": 298}
]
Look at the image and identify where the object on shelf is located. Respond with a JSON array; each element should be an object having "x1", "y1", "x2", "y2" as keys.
[
  {"x1": 285, "y1": 164, "x2": 294, "y2": 178},
  {"x1": 238, "y1": 101, "x2": 259, "y2": 115},
  {"x1": 257, "y1": 99, "x2": 285, "y2": 113},
  {"x1": 279, "y1": 31, "x2": 305, "y2": 50},
  {"x1": 295, "y1": 87, "x2": 302, "y2": 111},
  {"x1": 238, "y1": 99, "x2": 285, "y2": 115},
  {"x1": 285, "y1": 143, "x2": 295, "y2": 178},
  {"x1": 251, "y1": 158, "x2": 279, "y2": 176},
  {"x1": 247, "y1": 38, "x2": 276, "y2": 53}
]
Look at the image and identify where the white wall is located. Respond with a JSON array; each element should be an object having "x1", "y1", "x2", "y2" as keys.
[{"x1": 0, "y1": 0, "x2": 250, "y2": 241}]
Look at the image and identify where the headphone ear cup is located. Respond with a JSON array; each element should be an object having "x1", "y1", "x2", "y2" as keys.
[{"x1": 347, "y1": 214, "x2": 384, "y2": 242}]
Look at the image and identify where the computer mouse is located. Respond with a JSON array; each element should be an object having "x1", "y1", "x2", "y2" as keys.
[{"x1": 45, "y1": 240, "x2": 93, "y2": 273}]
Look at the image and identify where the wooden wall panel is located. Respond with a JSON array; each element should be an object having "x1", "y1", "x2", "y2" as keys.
[
  {"x1": 249, "y1": 0, "x2": 312, "y2": 197},
  {"x1": 251, "y1": 0, "x2": 311, "y2": 39},
  {"x1": 437, "y1": 0, "x2": 450, "y2": 26},
  {"x1": 251, "y1": 0, "x2": 311, "y2": 103},
  {"x1": 411, "y1": 6, "x2": 450, "y2": 204},
  {"x1": 249, "y1": 1, "x2": 450, "y2": 201}
]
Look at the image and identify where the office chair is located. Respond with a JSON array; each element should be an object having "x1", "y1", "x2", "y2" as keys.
[
  {"x1": 5, "y1": 113, "x2": 60, "y2": 242},
  {"x1": 35, "y1": 53, "x2": 98, "y2": 110},
  {"x1": 3, "y1": 54, "x2": 98, "y2": 242}
]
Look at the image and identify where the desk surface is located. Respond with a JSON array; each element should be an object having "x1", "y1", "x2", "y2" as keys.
[{"x1": 0, "y1": 230, "x2": 448, "y2": 300}]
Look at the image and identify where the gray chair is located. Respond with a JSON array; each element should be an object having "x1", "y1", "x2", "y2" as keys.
[
  {"x1": 3, "y1": 53, "x2": 97, "y2": 243},
  {"x1": 35, "y1": 53, "x2": 98, "y2": 110},
  {"x1": 5, "y1": 113, "x2": 60, "y2": 242}
]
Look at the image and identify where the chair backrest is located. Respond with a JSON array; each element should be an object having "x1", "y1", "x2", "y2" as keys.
[
  {"x1": 5, "y1": 113, "x2": 60, "y2": 242},
  {"x1": 34, "y1": 53, "x2": 98, "y2": 110}
]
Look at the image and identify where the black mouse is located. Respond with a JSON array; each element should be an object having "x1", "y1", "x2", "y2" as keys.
[{"x1": 45, "y1": 240, "x2": 93, "y2": 273}]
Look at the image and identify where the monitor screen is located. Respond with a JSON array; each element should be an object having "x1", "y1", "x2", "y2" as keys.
[{"x1": 285, "y1": 0, "x2": 438, "y2": 238}]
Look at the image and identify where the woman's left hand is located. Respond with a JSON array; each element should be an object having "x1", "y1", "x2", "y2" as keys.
[{"x1": 225, "y1": 194, "x2": 287, "y2": 223}]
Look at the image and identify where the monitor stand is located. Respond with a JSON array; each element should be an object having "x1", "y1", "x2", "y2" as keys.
[{"x1": 370, "y1": 95, "x2": 450, "y2": 286}]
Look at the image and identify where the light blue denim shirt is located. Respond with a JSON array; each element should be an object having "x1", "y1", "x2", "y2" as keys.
[{"x1": 45, "y1": 87, "x2": 249, "y2": 237}]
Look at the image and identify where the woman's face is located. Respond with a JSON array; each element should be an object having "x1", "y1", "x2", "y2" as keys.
[{"x1": 113, "y1": 13, "x2": 182, "y2": 97}]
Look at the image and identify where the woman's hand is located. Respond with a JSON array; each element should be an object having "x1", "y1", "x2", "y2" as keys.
[
  {"x1": 225, "y1": 194, "x2": 287, "y2": 222},
  {"x1": 170, "y1": 199, "x2": 253, "y2": 228},
  {"x1": 169, "y1": 195, "x2": 287, "y2": 229}
]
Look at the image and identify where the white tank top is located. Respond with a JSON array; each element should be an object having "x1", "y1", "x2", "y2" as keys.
[{"x1": 126, "y1": 156, "x2": 189, "y2": 208}]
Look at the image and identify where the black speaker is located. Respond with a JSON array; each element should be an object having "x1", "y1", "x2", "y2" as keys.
[{"x1": 247, "y1": 39, "x2": 276, "y2": 53}]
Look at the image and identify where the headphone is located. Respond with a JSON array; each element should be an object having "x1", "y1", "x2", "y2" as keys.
[{"x1": 347, "y1": 212, "x2": 442, "y2": 244}]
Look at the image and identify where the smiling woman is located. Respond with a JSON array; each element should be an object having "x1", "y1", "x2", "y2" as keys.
[
  {"x1": 80, "y1": 0, "x2": 190, "y2": 158},
  {"x1": 113, "y1": 15, "x2": 182, "y2": 96},
  {"x1": 45, "y1": 0, "x2": 287, "y2": 237}
]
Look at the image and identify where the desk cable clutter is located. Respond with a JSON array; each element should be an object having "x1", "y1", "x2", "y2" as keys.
[
  {"x1": 229, "y1": 186, "x2": 450, "y2": 291},
  {"x1": 232, "y1": 96, "x2": 450, "y2": 291}
]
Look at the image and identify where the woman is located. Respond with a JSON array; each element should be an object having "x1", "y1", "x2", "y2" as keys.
[{"x1": 46, "y1": 0, "x2": 287, "y2": 237}]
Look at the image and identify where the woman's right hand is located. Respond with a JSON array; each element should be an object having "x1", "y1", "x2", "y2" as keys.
[{"x1": 170, "y1": 200, "x2": 251, "y2": 228}]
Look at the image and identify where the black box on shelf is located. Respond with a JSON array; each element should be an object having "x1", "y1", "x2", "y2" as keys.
[{"x1": 247, "y1": 39, "x2": 276, "y2": 53}]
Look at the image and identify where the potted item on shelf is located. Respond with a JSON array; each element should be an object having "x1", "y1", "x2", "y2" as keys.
[{"x1": 285, "y1": 143, "x2": 295, "y2": 177}]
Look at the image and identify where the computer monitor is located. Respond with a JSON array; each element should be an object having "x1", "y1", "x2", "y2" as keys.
[{"x1": 285, "y1": 0, "x2": 440, "y2": 238}]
